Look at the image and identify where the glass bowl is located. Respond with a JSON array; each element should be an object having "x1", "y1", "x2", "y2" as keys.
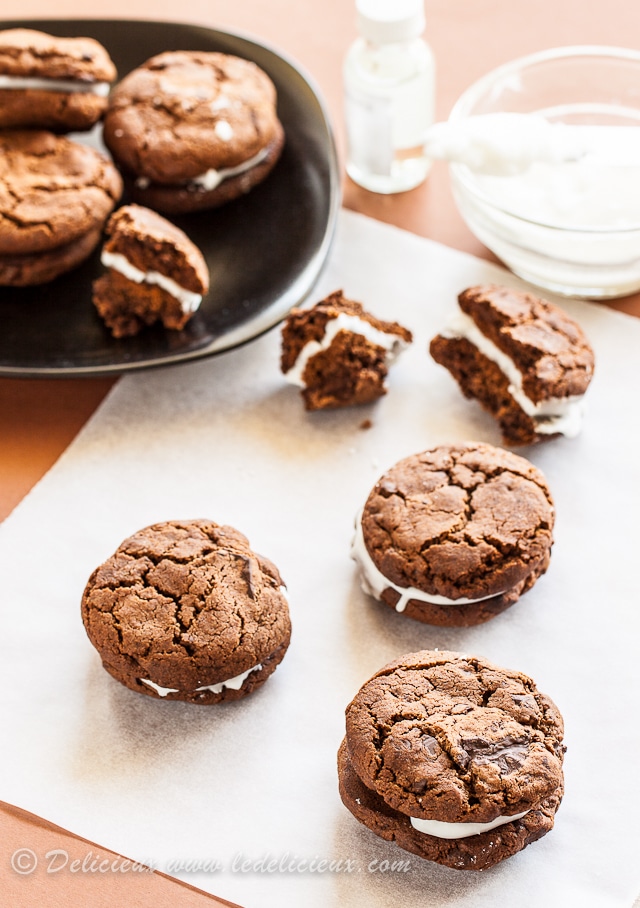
[{"x1": 448, "y1": 46, "x2": 640, "y2": 298}]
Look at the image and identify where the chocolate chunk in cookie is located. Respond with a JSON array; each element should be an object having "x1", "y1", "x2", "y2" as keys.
[
  {"x1": 103, "y1": 51, "x2": 284, "y2": 214},
  {"x1": 92, "y1": 204, "x2": 209, "y2": 337},
  {"x1": 81, "y1": 520, "x2": 291, "y2": 704},
  {"x1": 430, "y1": 285, "x2": 595, "y2": 445},
  {"x1": 0, "y1": 28, "x2": 116, "y2": 132},
  {"x1": 0, "y1": 130, "x2": 122, "y2": 285},
  {"x1": 281, "y1": 290, "x2": 412, "y2": 410},
  {"x1": 339, "y1": 650, "x2": 565, "y2": 870},
  {"x1": 352, "y1": 442, "x2": 554, "y2": 626}
]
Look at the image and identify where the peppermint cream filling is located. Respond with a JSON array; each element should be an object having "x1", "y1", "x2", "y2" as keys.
[
  {"x1": 410, "y1": 809, "x2": 530, "y2": 839},
  {"x1": 0, "y1": 75, "x2": 110, "y2": 95},
  {"x1": 285, "y1": 313, "x2": 410, "y2": 388},
  {"x1": 442, "y1": 311, "x2": 586, "y2": 437},
  {"x1": 351, "y1": 514, "x2": 507, "y2": 612},
  {"x1": 101, "y1": 250, "x2": 202, "y2": 313},
  {"x1": 140, "y1": 664, "x2": 263, "y2": 698}
]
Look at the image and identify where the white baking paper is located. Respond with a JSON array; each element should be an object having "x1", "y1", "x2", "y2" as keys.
[{"x1": 0, "y1": 210, "x2": 638, "y2": 908}]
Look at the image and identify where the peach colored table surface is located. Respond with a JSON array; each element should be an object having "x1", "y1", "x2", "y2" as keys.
[{"x1": 1, "y1": 2, "x2": 640, "y2": 905}]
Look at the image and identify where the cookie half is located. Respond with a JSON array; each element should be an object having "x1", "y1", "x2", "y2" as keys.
[
  {"x1": 281, "y1": 290, "x2": 412, "y2": 409},
  {"x1": 92, "y1": 204, "x2": 210, "y2": 337},
  {"x1": 430, "y1": 285, "x2": 595, "y2": 445},
  {"x1": 0, "y1": 28, "x2": 116, "y2": 131},
  {"x1": 81, "y1": 519, "x2": 291, "y2": 703},
  {"x1": 0, "y1": 226, "x2": 102, "y2": 287},
  {"x1": 0, "y1": 130, "x2": 122, "y2": 285},
  {"x1": 103, "y1": 51, "x2": 284, "y2": 214},
  {"x1": 352, "y1": 442, "x2": 554, "y2": 626},
  {"x1": 339, "y1": 650, "x2": 565, "y2": 871}
]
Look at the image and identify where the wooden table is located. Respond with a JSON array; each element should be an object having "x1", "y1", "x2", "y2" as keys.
[{"x1": 2, "y1": 1, "x2": 640, "y2": 904}]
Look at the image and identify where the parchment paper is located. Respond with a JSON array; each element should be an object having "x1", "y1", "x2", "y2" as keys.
[{"x1": 1, "y1": 210, "x2": 638, "y2": 907}]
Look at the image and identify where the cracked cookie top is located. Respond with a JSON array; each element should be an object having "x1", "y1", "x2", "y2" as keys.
[
  {"x1": 81, "y1": 519, "x2": 291, "y2": 691},
  {"x1": 345, "y1": 650, "x2": 565, "y2": 824},
  {"x1": 103, "y1": 51, "x2": 282, "y2": 184},
  {"x1": 458, "y1": 285, "x2": 595, "y2": 403},
  {"x1": 0, "y1": 130, "x2": 122, "y2": 254},
  {"x1": 0, "y1": 28, "x2": 116, "y2": 82},
  {"x1": 360, "y1": 443, "x2": 554, "y2": 600}
]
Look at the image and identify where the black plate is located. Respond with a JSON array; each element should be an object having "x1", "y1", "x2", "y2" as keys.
[{"x1": 0, "y1": 19, "x2": 340, "y2": 376}]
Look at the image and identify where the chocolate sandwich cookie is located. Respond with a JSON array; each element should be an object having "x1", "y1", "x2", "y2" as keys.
[
  {"x1": 338, "y1": 650, "x2": 565, "y2": 871},
  {"x1": 430, "y1": 285, "x2": 595, "y2": 446},
  {"x1": 281, "y1": 290, "x2": 413, "y2": 410},
  {"x1": 352, "y1": 442, "x2": 554, "y2": 626},
  {"x1": 0, "y1": 28, "x2": 116, "y2": 131},
  {"x1": 0, "y1": 226, "x2": 102, "y2": 287},
  {"x1": 0, "y1": 130, "x2": 122, "y2": 286},
  {"x1": 92, "y1": 204, "x2": 210, "y2": 337},
  {"x1": 103, "y1": 51, "x2": 284, "y2": 214},
  {"x1": 81, "y1": 519, "x2": 291, "y2": 704}
]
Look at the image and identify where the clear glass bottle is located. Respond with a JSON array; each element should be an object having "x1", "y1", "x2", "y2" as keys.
[{"x1": 344, "y1": 0, "x2": 435, "y2": 193}]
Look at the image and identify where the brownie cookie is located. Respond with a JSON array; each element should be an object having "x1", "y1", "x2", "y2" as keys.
[
  {"x1": 92, "y1": 204, "x2": 209, "y2": 337},
  {"x1": 0, "y1": 28, "x2": 116, "y2": 131},
  {"x1": 281, "y1": 290, "x2": 413, "y2": 410},
  {"x1": 103, "y1": 51, "x2": 284, "y2": 214},
  {"x1": 0, "y1": 226, "x2": 102, "y2": 287},
  {"x1": 0, "y1": 130, "x2": 122, "y2": 286},
  {"x1": 81, "y1": 520, "x2": 291, "y2": 704},
  {"x1": 339, "y1": 650, "x2": 565, "y2": 871},
  {"x1": 351, "y1": 442, "x2": 554, "y2": 626},
  {"x1": 430, "y1": 285, "x2": 595, "y2": 446}
]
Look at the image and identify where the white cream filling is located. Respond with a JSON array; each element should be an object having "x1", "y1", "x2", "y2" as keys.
[
  {"x1": 140, "y1": 664, "x2": 263, "y2": 698},
  {"x1": 189, "y1": 146, "x2": 270, "y2": 191},
  {"x1": 135, "y1": 146, "x2": 270, "y2": 193},
  {"x1": 442, "y1": 311, "x2": 585, "y2": 437},
  {"x1": 101, "y1": 250, "x2": 202, "y2": 314},
  {"x1": 285, "y1": 313, "x2": 409, "y2": 388},
  {"x1": 410, "y1": 809, "x2": 530, "y2": 839},
  {"x1": 0, "y1": 74, "x2": 110, "y2": 95},
  {"x1": 351, "y1": 515, "x2": 506, "y2": 612}
]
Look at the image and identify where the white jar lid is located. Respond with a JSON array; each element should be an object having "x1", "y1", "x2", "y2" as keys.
[{"x1": 356, "y1": 0, "x2": 425, "y2": 44}]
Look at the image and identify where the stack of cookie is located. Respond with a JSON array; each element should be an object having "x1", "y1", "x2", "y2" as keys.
[
  {"x1": 0, "y1": 130, "x2": 121, "y2": 286},
  {"x1": 0, "y1": 29, "x2": 121, "y2": 286},
  {"x1": 0, "y1": 27, "x2": 285, "y2": 337}
]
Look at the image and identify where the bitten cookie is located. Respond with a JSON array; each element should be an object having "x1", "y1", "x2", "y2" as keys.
[
  {"x1": 92, "y1": 204, "x2": 210, "y2": 337},
  {"x1": 351, "y1": 442, "x2": 554, "y2": 626},
  {"x1": 338, "y1": 650, "x2": 565, "y2": 871},
  {"x1": 280, "y1": 290, "x2": 413, "y2": 410},
  {"x1": 0, "y1": 130, "x2": 122, "y2": 286},
  {"x1": 81, "y1": 519, "x2": 291, "y2": 703},
  {"x1": 430, "y1": 285, "x2": 595, "y2": 446},
  {"x1": 0, "y1": 28, "x2": 116, "y2": 131},
  {"x1": 103, "y1": 51, "x2": 284, "y2": 214}
]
